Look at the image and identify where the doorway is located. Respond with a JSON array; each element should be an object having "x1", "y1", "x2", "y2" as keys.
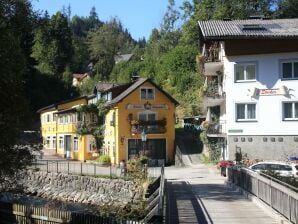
[{"x1": 64, "y1": 135, "x2": 72, "y2": 158}]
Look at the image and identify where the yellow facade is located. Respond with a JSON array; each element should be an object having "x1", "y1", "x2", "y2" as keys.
[
  {"x1": 103, "y1": 80, "x2": 177, "y2": 165},
  {"x1": 39, "y1": 97, "x2": 98, "y2": 161},
  {"x1": 40, "y1": 79, "x2": 177, "y2": 164}
]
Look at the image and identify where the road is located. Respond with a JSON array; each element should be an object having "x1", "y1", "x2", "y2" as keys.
[{"x1": 164, "y1": 163, "x2": 287, "y2": 224}]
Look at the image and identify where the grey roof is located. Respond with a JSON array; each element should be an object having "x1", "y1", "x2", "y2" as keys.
[
  {"x1": 199, "y1": 19, "x2": 298, "y2": 40},
  {"x1": 95, "y1": 83, "x2": 119, "y2": 92},
  {"x1": 114, "y1": 54, "x2": 133, "y2": 64},
  {"x1": 107, "y1": 78, "x2": 179, "y2": 106}
]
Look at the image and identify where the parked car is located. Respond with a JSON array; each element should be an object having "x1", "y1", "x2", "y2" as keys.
[{"x1": 248, "y1": 161, "x2": 298, "y2": 178}]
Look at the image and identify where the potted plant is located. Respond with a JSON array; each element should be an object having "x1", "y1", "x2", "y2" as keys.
[{"x1": 219, "y1": 160, "x2": 234, "y2": 177}]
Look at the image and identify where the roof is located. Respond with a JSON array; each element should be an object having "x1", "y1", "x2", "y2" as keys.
[
  {"x1": 54, "y1": 107, "x2": 77, "y2": 114},
  {"x1": 73, "y1": 73, "x2": 89, "y2": 81},
  {"x1": 36, "y1": 104, "x2": 56, "y2": 113},
  {"x1": 198, "y1": 19, "x2": 298, "y2": 40},
  {"x1": 107, "y1": 78, "x2": 179, "y2": 106},
  {"x1": 95, "y1": 83, "x2": 120, "y2": 92},
  {"x1": 37, "y1": 96, "x2": 87, "y2": 113},
  {"x1": 114, "y1": 54, "x2": 133, "y2": 64}
]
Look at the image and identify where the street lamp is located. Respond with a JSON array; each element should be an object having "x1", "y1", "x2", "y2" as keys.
[{"x1": 141, "y1": 129, "x2": 147, "y2": 155}]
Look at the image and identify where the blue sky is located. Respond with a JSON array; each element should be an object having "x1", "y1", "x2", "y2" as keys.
[{"x1": 31, "y1": 0, "x2": 185, "y2": 40}]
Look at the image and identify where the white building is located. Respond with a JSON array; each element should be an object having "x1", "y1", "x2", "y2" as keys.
[{"x1": 198, "y1": 18, "x2": 298, "y2": 161}]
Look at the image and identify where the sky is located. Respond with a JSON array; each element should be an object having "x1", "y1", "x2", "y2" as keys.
[{"x1": 31, "y1": 0, "x2": 185, "y2": 40}]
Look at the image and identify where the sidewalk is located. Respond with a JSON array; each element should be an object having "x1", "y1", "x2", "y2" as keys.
[{"x1": 164, "y1": 163, "x2": 284, "y2": 224}]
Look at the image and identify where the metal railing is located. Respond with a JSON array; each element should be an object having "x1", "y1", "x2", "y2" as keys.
[
  {"x1": 30, "y1": 160, "x2": 162, "y2": 178},
  {"x1": 207, "y1": 120, "x2": 226, "y2": 135},
  {"x1": 228, "y1": 167, "x2": 298, "y2": 223}
]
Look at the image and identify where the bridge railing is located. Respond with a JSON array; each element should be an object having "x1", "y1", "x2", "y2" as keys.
[{"x1": 228, "y1": 167, "x2": 298, "y2": 223}]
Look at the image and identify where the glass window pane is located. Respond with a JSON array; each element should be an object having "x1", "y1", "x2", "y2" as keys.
[
  {"x1": 139, "y1": 114, "x2": 146, "y2": 121},
  {"x1": 147, "y1": 89, "x2": 154, "y2": 99},
  {"x1": 295, "y1": 103, "x2": 298, "y2": 118},
  {"x1": 282, "y1": 62, "x2": 292, "y2": 78},
  {"x1": 235, "y1": 65, "x2": 244, "y2": 81},
  {"x1": 141, "y1": 89, "x2": 146, "y2": 99},
  {"x1": 284, "y1": 103, "x2": 292, "y2": 118},
  {"x1": 148, "y1": 113, "x2": 156, "y2": 121},
  {"x1": 237, "y1": 104, "x2": 245, "y2": 119},
  {"x1": 246, "y1": 65, "x2": 256, "y2": 80},
  {"x1": 294, "y1": 62, "x2": 298, "y2": 78},
  {"x1": 247, "y1": 104, "x2": 256, "y2": 119}
]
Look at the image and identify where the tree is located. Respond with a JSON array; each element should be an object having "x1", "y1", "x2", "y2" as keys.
[
  {"x1": 87, "y1": 18, "x2": 135, "y2": 80},
  {"x1": 276, "y1": 0, "x2": 298, "y2": 18},
  {"x1": 0, "y1": 0, "x2": 36, "y2": 182},
  {"x1": 32, "y1": 12, "x2": 73, "y2": 78}
]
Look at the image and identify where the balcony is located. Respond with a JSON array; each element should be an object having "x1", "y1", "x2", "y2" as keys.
[
  {"x1": 207, "y1": 120, "x2": 226, "y2": 137},
  {"x1": 203, "y1": 81, "x2": 225, "y2": 107},
  {"x1": 199, "y1": 43, "x2": 223, "y2": 76},
  {"x1": 130, "y1": 119, "x2": 167, "y2": 134}
]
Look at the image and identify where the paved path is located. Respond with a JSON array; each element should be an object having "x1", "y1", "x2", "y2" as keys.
[{"x1": 164, "y1": 164, "x2": 283, "y2": 224}]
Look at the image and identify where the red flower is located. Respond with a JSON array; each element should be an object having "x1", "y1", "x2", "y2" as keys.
[{"x1": 219, "y1": 160, "x2": 234, "y2": 168}]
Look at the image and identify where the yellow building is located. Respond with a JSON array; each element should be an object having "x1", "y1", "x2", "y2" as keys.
[
  {"x1": 38, "y1": 96, "x2": 98, "y2": 161},
  {"x1": 94, "y1": 78, "x2": 178, "y2": 165},
  {"x1": 39, "y1": 78, "x2": 178, "y2": 164}
]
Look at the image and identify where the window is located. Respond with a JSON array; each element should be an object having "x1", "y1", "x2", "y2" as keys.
[
  {"x1": 73, "y1": 136, "x2": 78, "y2": 151},
  {"x1": 141, "y1": 88, "x2": 154, "y2": 100},
  {"x1": 65, "y1": 115, "x2": 68, "y2": 124},
  {"x1": 46, "y1": 136, "x2": 51, "y2": 148},
  {"x1": 236, "y1": 103, "x2": 256, "y2": 121},
  {"x1": 281, "y1": 61, "x2": 298, "y2": 79},
  {"x1": 53, "y1": 114, "x2": 56, "y2": 122},
  {"x1": 138, "y1": 111, "x2": 156, "y2": 121},
  {"x1": 59, "y1": 115, "x2": 63, "y2": 124},
  {"x1": 59, "y1": 136, "x2": 64, "y2": 149},
  {"x1": 52, "y1": 136, "x2": 56, "y2": 149},
  {"x1": 283, "y1": 102, "x2": 298, "y2": 120},
  {"x1": 47, "y1": 114, "x2": 50, "y2": 122},
  {"x1": 235, "y1": 63, "x2": 256, "y2": 81}
]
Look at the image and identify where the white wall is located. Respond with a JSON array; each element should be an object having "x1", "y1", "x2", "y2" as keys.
[{"x1": 224, "y1": 52, "x2": 298, "y2": 135}]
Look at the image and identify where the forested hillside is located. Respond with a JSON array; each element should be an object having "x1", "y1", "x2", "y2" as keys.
[{"x1": 1, "y1": 0, "x2": 298, "y2": 128}]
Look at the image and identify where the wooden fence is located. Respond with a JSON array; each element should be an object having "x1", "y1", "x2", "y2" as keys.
[
  {"x1": 0, "y1": 166, "x2": 165, "y2": 224},
  {"x1": 141, "y1": 165, "x2": 165, "y2": 223},
  {"x1": 0, "y1": 202, "x2": 142, "y2": 224},
  {"x1": 228, "y1": 167, "x2": 298, "y2": 224}
]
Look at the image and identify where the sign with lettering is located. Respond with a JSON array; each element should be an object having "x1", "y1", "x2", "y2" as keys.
[
  {"x1": 259, "y1": 88, "x2": 278, "y2": 96},
  {"x1": 127, "y1": 104, "x2": 168, "y2": 109}
]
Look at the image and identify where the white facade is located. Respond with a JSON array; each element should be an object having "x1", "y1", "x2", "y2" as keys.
[
  {"x1": 225, "y1": 51, "x2": 298, "y2": 136},
  {"x1": 217, "y1": 48, "x2": 298, "y2": 160}
]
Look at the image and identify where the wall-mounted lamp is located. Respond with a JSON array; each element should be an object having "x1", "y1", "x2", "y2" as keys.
[{"x1": 120, "y1": 136, "x2": 125, "y2": 145}]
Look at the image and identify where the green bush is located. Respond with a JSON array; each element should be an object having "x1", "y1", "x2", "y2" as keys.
[{"x1": 96, "y1": 155, "x2": 111, "y2": 164}]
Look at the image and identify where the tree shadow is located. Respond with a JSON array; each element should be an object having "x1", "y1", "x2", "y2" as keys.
[{"x1": 166, "y1": 181, "x2": 210, "y2": 224}]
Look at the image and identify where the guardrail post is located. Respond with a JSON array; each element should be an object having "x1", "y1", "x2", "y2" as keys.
[
  {"x1": 80, "y1": 163, "x2": 83, "y2": 176},
  {"x1": 94, "y1": 164, "x2": 96, "y2": 176},
  {"x1": 56, "y1": 161, "x2": 58, "y2": 173},
  {"x1": 46, "y1": 160, "x2": 48, "y2": 172}
]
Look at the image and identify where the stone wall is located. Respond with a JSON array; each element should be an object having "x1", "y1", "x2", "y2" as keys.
[
  {"x1": 3, "y1": 170, "x2": 144, "y2": 209},
  {"x1": 228, "y1": 135, "x2": 298, "y2": 161}
]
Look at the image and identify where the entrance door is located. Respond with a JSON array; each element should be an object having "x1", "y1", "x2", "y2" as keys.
[
  {"x1": 127, "y1": 138, "x2": 166, "y2": 160},
  {"x1": 64, "y1": 135, "x2": 72, "y2": 158}
]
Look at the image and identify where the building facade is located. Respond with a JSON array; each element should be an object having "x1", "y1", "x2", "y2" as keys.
[
  {"x1": 199, "y1": 18, "x2": 298, "y2": 161},
  {"x1": 95, "y1": 78, "x2": 178, "y2": 165},
  {"x1": 39, "y1": 78, "x2": 178, "y2": 164},
  {"x1": 39, "y1": 96, "x2": 97, "y2": 161}
]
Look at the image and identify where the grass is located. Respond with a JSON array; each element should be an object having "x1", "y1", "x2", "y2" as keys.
[{"x1": 199, "y1": 154, "x2": 219, "y2": 165}]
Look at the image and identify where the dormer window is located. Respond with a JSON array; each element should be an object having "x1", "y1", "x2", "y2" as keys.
[
  {"x1": 241, "y1": 24, "x2": 266, "y2": 31},
  {"x1": 141, "y1": 88, "x2": 154, "y2": 100}
]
